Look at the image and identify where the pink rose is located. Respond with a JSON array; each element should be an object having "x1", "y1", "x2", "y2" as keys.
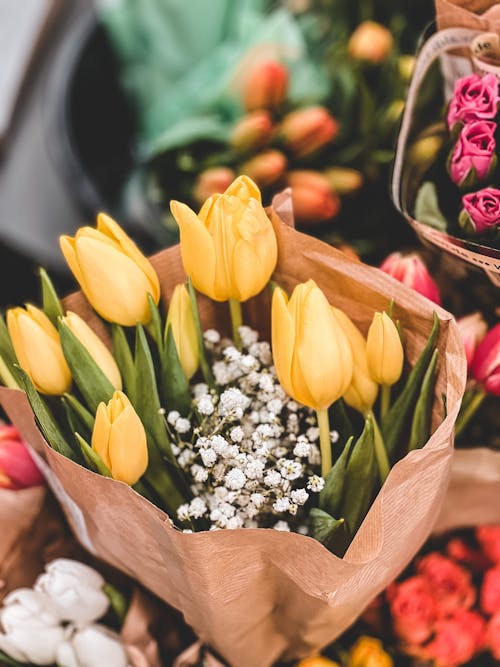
[
  {"x1": 477, "y1": 526, "x2": 500, "y2": 564},
  {"x1": 472, "y1": 323, "x2": 500, "y2": 397},
  {"x1": 387, "y1": 576, "x2": 437, "y2": 645},
  {"x1": 481, "y1": 565, "x2": 500, "y2": 614},
  {"x1": 425, "y1": 610, "x2": 486, "y2": 667},
  {"x1": 447, "y1": 537, "x2": 489, "y2": 571},
  {"x1": 487, "y1": 612, "x2": 500, "y2": 659},
  {"x1": 417, "y1": 552, "x2": 475, "y2": 615},
  {"x1": 379, "y1": 252, "x2": 441, "y2": 305},
  {"x1": 447, "y1": 73, "x2": 500, "y2": 129},
  {"x1": 448, "y1": 120, "x2": 497, "y2": 187},
  {"x1": 459, "y1": 187, "x2": 500, "y2": 235}
]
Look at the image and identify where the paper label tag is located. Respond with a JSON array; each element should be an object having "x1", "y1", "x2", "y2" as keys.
[
  {"x1": 392, "y1": 28, "x2": 500, "y2": 280},
  {"x1": 30, "y1": 448, "x2": 96, "y2": 554}
]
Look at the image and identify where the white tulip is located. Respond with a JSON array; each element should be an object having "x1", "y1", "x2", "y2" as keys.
[
  {"x1": 0, "y1": 589, "x2": 67, "y2": 664},
  {"x1": 56, "y1": 624, "x2": 129, "y2": 667},
  {"x1": 35, "y1": 559, "x2": 109, "y2": 625}
]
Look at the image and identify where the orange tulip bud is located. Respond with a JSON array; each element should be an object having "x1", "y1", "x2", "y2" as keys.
[
  {"x1": 240, "y1": 150, "x2": 287, "y2": 187},
  {"x1": 288, "y1": 170, "x2": 341, "y2": 225},
  {"x1": 230, "y1": 111, "x2": 273, "y2": 153},
  {"x1": 325, "y1": 167, "x2": 364, "y2": 196},
  {"x1": 348, "y1": 21, "x2": 394, "y2": 64},
  {"x1": 279, "y1": 106, "x2": 339, "y2": 157},
  {"x1": 243, "y1": 61, "x2": 288, "y2": 111},
  {"x1": 193, "y1": 167, "x2": 236, "y2": 207}
]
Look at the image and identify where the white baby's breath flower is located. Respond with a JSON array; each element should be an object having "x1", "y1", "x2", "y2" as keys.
[
  {"x1": 264, "y1": 470, "x2": 281, "y2": 487},
  {"x1": 223, "y1": 346, "x2": 241, "y2": 362},
  {"x1": 204, "y1": 329, "x2": 220, "y2": 345},
  {"x1": 200, "y1": 448, "x2": 217, "y2": 467},
  {"x1": 273, "y1": 497, "x2": 290, "y2": 512},
  {"x1": 239, "y1": 326, "x2": 258, "y2": 347},
  {"x1": 167, "y1": 410, "x2": 180, "y2": 425},
  {"x1": 226, "y1": 516, "x2": 243, "y2": 530},
  {"x1": 267, "y1": 398, "x2": 283, "y2": 415},
  {"x1": 191, "y1": 465, "x2": 209, "y2": 483},
  {"x1": 287, "y1": 400, "x2": 299, "y2": 412},
  {"x1": 175, "y1": 418, "x2": 191, "y2": 434},
  {"x1": 196, "y1": 394, "x2": 215, "y2": 415},
  {"x1": 330, "y1": 430, "x2": 339, "y2": 444},
  {"x1": 307, "y1": 475, "x2": 325, "y2": 493},
  {"x1": 193, "y1": 383, "x2": 209, "y2": 397},
  {"x1": 177, "y1": 504, "x2": 190, "y2": 521},
  {"x1": 293, "y1": 438, "x2": 310, "y2": 458},
  {"x1": 291, "y1": 488, "x2": 309, "y2": 505},
  {"x1": 178, "y1": 449, "x2": 194, "y2": 468},
  {"x1": 229, "y1": 426, "x2": 244, "y2": 443},
  {"x1": 306, "y1": 427, "x2": 319, "y2": 442},
  {"x1": 188, "y1": 498, "x2": 207, "y2": 519},
  {"x1": 225, "y1": 468, "x2": 246, "y2": 490},
  {"x1": 239, "y1": 355, "x2": 259, "y2": 372},
  {"x1": 218, "y1": 388, "x2": 250, "y2": 419},
  {"x1": 279, "y1": 460, "x2": 303, "y2": 481},
  {"x1": 273, "y1": 521, "x2": 290, "y2": 532}
]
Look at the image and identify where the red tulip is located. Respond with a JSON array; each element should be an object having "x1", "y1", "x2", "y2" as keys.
[
  {"x1": 243, "y1": 61, "x2": 288, "y2": 112},
  {"x1": 279, "y1": 107, "x2": 339, "y2": 157},
  {"x1": 0, "y1": 425, "x2": 44, "y2": 489},
  {"x1": 457, "y1": 312, "x2": 488, "y2": 370},
  {"x1": 379, "y1": 252, "x2": 442, "y2": 305},
  {"x1": 471, "y1": 322, "x2": 500, "y2": 395},
  {"x1": 239, "y1": 150, "x2": 287, "y2": 187},
  {"x1": 287, "y1": 170, "x2": 341, "y2": 225}
]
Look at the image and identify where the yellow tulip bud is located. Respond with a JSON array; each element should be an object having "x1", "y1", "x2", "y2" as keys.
[
  {"x1": 296, "y1": 656, "x2": 340, "y2": 667},
  {"x1": 91, "y1": 391, "x2": 148, "y2": 485},
  {"x1": 166, "y1": 284, "x2": 199, "y2": 379},
  {"x1": 170, "y1": 176, "x2": 278, "y2": 302},
  {"x1": 60, "y1": 213, "x2": 160, "y2": 326},
  {"x1": 331, "y1": 307, "x2": 378, "y2": 414},
  {"x1": 349, "y1": 637, "x2": 393, "y2": 667},
  {"x1": 366, "y1": 312, "x2": 404, "y2": 386},
  {"x1": 62, "y1": 311, "x2": 122, "y2": 389},
  {"x1": 7, "y1": 305, "x2": 71, "y2": 395},
  {"x1": 272, "y1": 280, "x2": 353, "y2": 410}
]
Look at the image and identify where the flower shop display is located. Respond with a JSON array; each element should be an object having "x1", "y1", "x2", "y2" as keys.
[{"x1": 0, "y1": 176, "x2": 464, "y2": 666}]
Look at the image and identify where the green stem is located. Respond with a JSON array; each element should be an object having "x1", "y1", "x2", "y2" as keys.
[
  {"x1": 380, "y1": 384, "x2": 391, "y2": 420},
  {"x1": 368, "y1": 411, "x2": 390, "y2": 484},
  {"x1": 229, "y1": 298, "x2": 243, "y2": 349},
  {"x1": 103, "y1": 583, "x2": 129, "y2": 625},
  {"x1": 187, "y1": 279, "x2": 215, "y2": 388},
  {"x1": 317, "y1": 408, "x2": 332, "y2": 477},
  {"x1": 455, "y1": 389, "x2": 486, "y2": 440}
]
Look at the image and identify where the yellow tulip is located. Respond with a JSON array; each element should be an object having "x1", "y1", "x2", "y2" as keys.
[
  {"x1": 271, "y1": 280, "x2": 353, "y2": 411},
  {"x1": 166, "y1": 284, "x2": 199, "y2": 379},
  {"x1": 331, "y1": 307, "x2": 378, "y2": 414},
  {"x1": 7, "y1": 305, "x2": 71, "y2": 395},
  {"x1": 366, "y1": 312, "x2": 404, "y2": 386},
  {"x1": 296, "y1": 656, "x2": 340, "y2": 667},
  {"x1": 62, "y1": 311, "x2": 122, "y2": 389},
  {"x1": 91, "y1": 391, "x2": 148, "y2": 485},
  {"x1": 170, "y1": 175, "x2": 278, "y2": 302},
  {"x1": 60, "y1": 213, "x2": 160, "y2": 326},
  {"x1": 349, "y1": 637, "x2": 393, "y2": 667}
]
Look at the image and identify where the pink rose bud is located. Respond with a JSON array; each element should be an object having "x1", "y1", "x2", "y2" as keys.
[
  {"x1": 471, "y1": 322, "x2": 500, "y2": 396},
  {"x1": 279, "y1": 106, "x2": 339, "y2": 157},
  {"x1": 0, "y1": 425, "x2": 44, "y2": 490},
  {"x1": 379, "y1": 252, "x2": 442, "y2": 305},
  {"x1": 239, "y1": 149, "x2": 287, "y2": 187},
  {"x1": 417, "y1": 552, "x2": 475, "y2": 616},
  {"x1": 481, "y1": 565, "x2": 500, "y2": 614},
  {"x1": 477, "y1": 526, "x2": 500, "y2": 564},
  {"x1": 487, "y1": 612, "x2": 500, "y2": 659},
  {"x1": 287, "y1": 170, "x2": 341, "y2": 225},
  {"x1": 387, "y1": 576, "x2": 437, "y2": 645},
  {"x1": 230, "y1": 111, "x2": 273, "y2": 153},
  {"x1": 193, "y1": 167, "x2": 236, "y2": 206},
  {"x1": 459, "y1": 187, "x2": 500, "y2": 235},
  {"x1": 448, "y1": 120, "x2": 497, "y2": 187},
  {"x1": 243, "y1": 61, "x2": 288, "y2": 112},
  {"x1": 348, "y1": 21, "x2": 394, "y2": 64},
  {"x1": 457, "y1": 312, "x2": 488, "y2": 370},
  {"x1": 425, "y1": 610, "x2": 485, "y2": 666},
  {"x1": 447, "y1": 73, "x2": 500, "y2": 130}
]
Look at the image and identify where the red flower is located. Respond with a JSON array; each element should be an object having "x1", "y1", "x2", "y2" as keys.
[
  {"x1": 425, "y1": 610, "x2": 486, "y2": 667},
  {"x1": 388, "y1": 576, "x2": 437, "y2": 645},
  {"x1": 0, "y1": 425, "x2": 44, "y2": 490},
  {"x1": 487, "y1": 611, "x2": 500, "y2": 659},
  {"x1": 417, "y1": 552, "x2": 475, "y2": 615},
  {"x1": 481, "y1": 565, "x2": 500, "y2": 614},
  {"x1": 447, "y1": 537, "x2": 489, "y2": 571},
  {"x1": 472, "y1": 323, "x2": 500, "y2": 396},
  {"x1": 477, "y1": 526, "x2": 500, "y2": 564},
  {"x1": 379, "y1": 252, "x2": 441, "y2": 305}
]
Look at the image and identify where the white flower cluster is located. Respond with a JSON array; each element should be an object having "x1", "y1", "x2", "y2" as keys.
[
  {"x1": 0, "y1": 559, "x2": 128, "y2": 666},
  {"x1": 172, "y1": 326, "x2": 335, "y2": 533}
]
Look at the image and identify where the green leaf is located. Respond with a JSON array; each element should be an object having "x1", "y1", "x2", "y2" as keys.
[
  {"x1": 59, "y1": 321, "x2": 115, "y2": 414},
  {"x1": 75, "y1": 432, "x2": 112, "y2": 477},
  {"x1": 319, "y1": 436, "x2": 354, "y2": 517},
  {"x1": 0, "y1": 313, "x2": 18, "y2": 367},
  {"x1": 329, "y1": 399, "x2": 354, "y2": 450},
  {"x1": 310, "y1": 508, "x2": 349, "y2": 554},
  {"x1": 39, "y1": 268, "x2": 63, "y2": 326},
  {"x1": 111, "y1": 325, "x2": 135, "y2": 402},
  {"x1": 341, "y1": 416, "x2": 377, "y2": 537},
  {"x1": 0, "y1": 649, "x2": 33, "y2": 666},
  {"x1": 134, "y1": 325, "x2": 175, "y2": 463},
  {"x1": 382, "y1": 312, "x2": 440, "y2": 461},
  {"x1": 147, "y1": 294, "x2": 164, "y2": 354},
  {"x1": 62, "y1": 393, "x2": 95, "y2": 434},
  {"x1": 103, "y1": 583, "x2": 129, "y2": 624},
  {"x1": 16, "y1": 367, "x2": 79, "y2": 461},
  {"x1": 409, "y1": 348, "x2": 438, "y2": 451},
  {"x1": 162, "y1": 325, "x2": 192, "y2": 415},
  {"x1": 187, "y1": 278, "x2": 215, "y2": 388},
  {"x1": 414, "y1": 182, "x2": 448, "y2": 231}
]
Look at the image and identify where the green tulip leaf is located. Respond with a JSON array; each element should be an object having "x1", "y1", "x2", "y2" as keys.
[
  {"x1": 59, "y1": 321, "x2": 115, "y2": 414},
  {"x1": 341, "y1": 416, "x2": 377, "y2": 538},
  {"x1": 0, "y1": 313, "x2": 18, "y2": 367},
  {"x1": 329, "y1": 399, "x2": 354, "y2": 450},
  {"x1": 15, "y1": 366, "x2": 79, "y2": 461},
  {"x1": 148, "y1": 294, "x2": 164, "y2": 354},
  {"x1": 409, "y1": 348, "x2": 438, "y2": 451},
  {"x1": 111, "y1": 325, "x2": 136, "y2": 402},
  {"x1": 414, "y1": 182, "x2": 447, "y2": 231},
  {"x1": 187, "y1": 279, "x2": 215, "y2": 388},
  {"x1": 310, "y1": 508, "x2": 349, "y2": 555},
  {"x1": 39, "y1": 268, "x2": 64, "y2": 326},
  {"x1": 75, "y1": 432, "x2": 112, "y2": 477},
  {"x1": 319, "y1": 436, "x2": 354, "y2": 518},
  {"x1": 0, "y1": 649, "x2": 32, "y2": 667},
  {"x1": 62, "y1": 393, "x2": 95, "y2": 435},
  {"x1": 162, "y1": 325, "x2": 192, "y2": 416},
  {"x1": 382, "y1": 312, "x2": 440, "y2": 461}
]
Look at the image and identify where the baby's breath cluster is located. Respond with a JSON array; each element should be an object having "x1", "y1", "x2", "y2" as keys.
[{"x1": 170, "y1": 326, "x2": 338, "y2": 533}]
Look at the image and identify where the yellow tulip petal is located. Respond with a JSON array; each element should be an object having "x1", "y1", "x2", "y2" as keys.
[
  {"x1": 108, "y1": 405, "x2": 148, "y2": 485},
  {"x1": 170, "y1": 200, "x2": 218, "y2": 299},
  {"x1": 198, "y1": 194, "x2": 220, "y2": 223},
  {"x1": 60, "y1": 235, "x2": 87, "y2": 292},
  {"x1": 232, "y1": 240, "x2": 265, "y2": 302},
  {"x1": 25, "y1": 305, "x2": 60, "y2": 341},
  {"x1": 367, "y1": 312, "x2": 404, "y2": 385},
  {"x1": 91, "y1": 403, "x2": 112, "y2": 468},
  {"x1": 208, "y1": 198, "x2": 240, "y2": 301},
  {"x1": 167, "y1": 285, "x2": 199, "y2": 379},
  {"x1": 224, "y1": 175, "x2": 262, "y2": 203},
  {"x1": 271, "y1": 288, "x2": 298, "y2": 401}
]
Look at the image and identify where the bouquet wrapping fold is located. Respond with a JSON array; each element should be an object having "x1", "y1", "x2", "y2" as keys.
[
  {"x1": 0, "y1": 214, "x2": 465, "y2": 667},
  {"x1": 436, "y1": 0, "x2": 500, "y2": 33}
]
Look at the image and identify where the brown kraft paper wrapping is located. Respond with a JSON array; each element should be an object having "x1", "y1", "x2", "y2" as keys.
[
  {"x1": 436, "y1": 0, "x2": 500, "y2": 33},
  {"x1": 0, "y1": 214, "x2": 466, "y2": 667}
]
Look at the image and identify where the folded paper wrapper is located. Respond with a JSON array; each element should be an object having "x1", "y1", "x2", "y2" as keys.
[
  {"x1": 436, "y1": 0, "x2": 500, "y2": 33},
  {"x1": 0, "y1": 203, "x2": 466, "y2": 667}
]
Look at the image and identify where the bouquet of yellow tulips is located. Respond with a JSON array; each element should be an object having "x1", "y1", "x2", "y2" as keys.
[{"x1": 0, "y1": 177, "x2": 464, "y2": 666}]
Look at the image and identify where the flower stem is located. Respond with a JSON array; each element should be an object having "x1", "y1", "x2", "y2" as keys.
[
  {"x1": 368, "y1": 411, "x2": 390, "y2": 484},
  {"x1": 187, "y1": 279, "x2": 215, "y2": 388},
  {"x1": 454, "y1": 389, "x2": 486, "y2": 440},
  {"x1": 229, "y1": 298, "x2": 243, "y2": 349},
  {"x1": 317, "y1": 408, "x2": 332, "y2": 477},
  {"x1": 380, "y1": 384, "x2": 390, "y2": 420}
]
